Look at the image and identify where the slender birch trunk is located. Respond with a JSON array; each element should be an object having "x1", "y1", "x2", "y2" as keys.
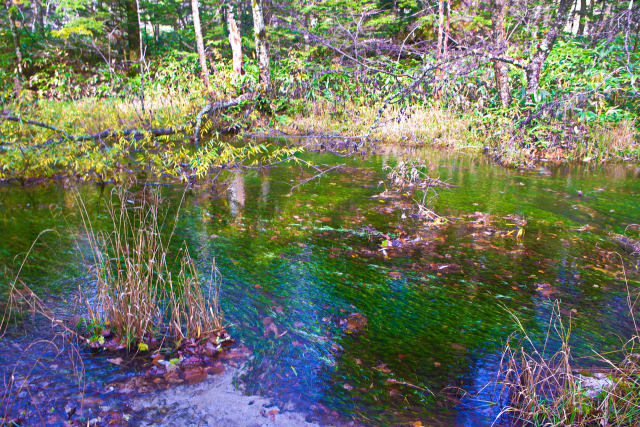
[
  {"x1": 526, "y1": 0, "x2": 573, "y2": 95},
  {"x1": 251, "y1": 0, "x2": 271, "y2": 91},
  {"x1": 492, "y1": 0, "x2": 511, "y2": 107},
  {"x1": 436, "y1": 0, "x2": 444, "y2": 62},
  {"x1": 444, "y1": 0, "x2": 450, "y2": 59},
  {"x1": 191, "y1": 0, "x2": 211, "y2": 91},
  {"x1": 227, "y1": 1, "x2": 244, "y2": 76},
  {"x1": 32, "y1": 0, "x2": 44, "y2": 31},
  {"x1": 578, "y1": 0, "x2": 588, "y2": 35},
  {"x1": 4, "y1": 0, "x2": 23, "y2": 96},
  {"x1": 135, "y1": 0, "x2": 146, "y2": 113}
]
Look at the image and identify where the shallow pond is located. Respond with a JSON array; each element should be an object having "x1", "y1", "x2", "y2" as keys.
[{"x1": 1, "y1": 148, "x2": 639, "y2": 425}]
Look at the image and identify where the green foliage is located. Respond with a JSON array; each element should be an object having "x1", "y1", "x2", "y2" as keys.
[{"x1": 51, "y1": 17, "x2": 104, "y2": 39}]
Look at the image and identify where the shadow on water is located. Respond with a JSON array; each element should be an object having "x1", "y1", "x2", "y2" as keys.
[{"x1": 1, "y1": 149, "x2": 639, "y2": 425}]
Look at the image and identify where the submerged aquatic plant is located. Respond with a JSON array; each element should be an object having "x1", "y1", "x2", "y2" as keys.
[{"x1": 76, "y1": 187, "x2": 223, "y2": 349}]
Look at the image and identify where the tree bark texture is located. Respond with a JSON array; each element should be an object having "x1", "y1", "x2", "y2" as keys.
[
  {"x1": 124, "y1": 0, "x2": 141, "y2": 62},
  {"x1": 135, "y1": 0, "x2": 146, "y2": 112},
  {"x1": 578, "y1": 0, "x2": 589, "y2": 35},
  {"x1": 4, "y1": 0, "x2": 23, "y2": 96},
  {"x1": 525, "y1": 0, "x2": 573, "y2": 95},
  {"x1": 251, "y1": 0, "x2": 271, "y2": 91},
  {"x1": 444, "y1": 0, "x2": 450, "y2": 59},
  {"x1": 191, "y1": 0, "x2": 211, "y2": 90},
  {"x1": 32, "y1": 0, "x2": 44, "y2": 31},
  {"x1": 436, "y1": 0, "x2": 444, "y2": 62},
  {"x1": 492, "y1": 0, "x2": 511, "y2": 107},
  {"x1": 227, "y1": 1, "x2": 244, "y2": 76}
]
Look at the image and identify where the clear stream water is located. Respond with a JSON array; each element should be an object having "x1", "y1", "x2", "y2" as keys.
[{"x1": 1, "y1": 148, "x2": 639, "y2": 425}]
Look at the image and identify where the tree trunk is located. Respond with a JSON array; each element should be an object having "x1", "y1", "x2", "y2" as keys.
[
  {"x1": 227, "y1": 1, "x2": 244, "y2": 76},
  {"x1": 595, "y1": 0, "x2": 611, "y2": 36},
  {"x1": 444, "y1": 0, "x2": 450, "y2": 59},
  {"x1": 4, "y1": 0, "x2": 23, "y2": 96},
  {"x1": 578, "y1": 0, "x2": 588, "y2": 35},
  {"x1": 124, "y1": 0, "x2": 141, "y2": 62},
  {"x1": 32, "y1": 0, "x2": 44, "y2": 31},
  {"x1": 436, "y1": 0, "x2": 444, "y2": 62},
  {"x1": 135, "y1": 0, "x2": 146, "y2": 113},
  {"x1": 570, "y1": 0, "x2": 579, "y2": 34},
  {"x1": 526, "y1": 0, "x2": 573, "y2": 95},
  {"x1": 251, "y1": 0, "x2": 271, "y2": 91},
  {"x1": 492, "y1": 0, "x2": 511, "y2": 108},
  {"x1": 191, "y1": 0, "x2": 211, "y2": 91},
  {"x1": 434, "y1": 0, "x2": 445, "y2": 95}
]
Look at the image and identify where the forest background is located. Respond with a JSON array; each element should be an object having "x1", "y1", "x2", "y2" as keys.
[{"x1": 0, "y1": 0, "x2": 638, "y2": 182}]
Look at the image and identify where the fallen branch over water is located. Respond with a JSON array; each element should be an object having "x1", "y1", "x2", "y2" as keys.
[
  {"x1": 193, "y1": 93, "x2": 253, "y2": 144},
  {"x1": 0, "y1": 93, "x2": 253, "y2": 149}
]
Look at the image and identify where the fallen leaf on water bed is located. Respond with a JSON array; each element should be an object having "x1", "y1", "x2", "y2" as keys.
[
  {"x1": 535, "y1": 282, "x2": 557, "y2": 297},
  {"x1": 263, "y1": 316, "x2": 279, "y2": 337},
  {"x1": 222, "y1": 345, "x2": 252, "y2": 360},
  {"x1": 375, "y1": 363, "x2": 391, "y2": 373},
  {"x1": 343, "y1": 313, "x2": 368, "y2": 333},
  {"x1": 107, "y1": 357, "x2": 123, "y2": 366},
  {"x1": 450, "y1": 343, "x2": 466, "y2": 352}
]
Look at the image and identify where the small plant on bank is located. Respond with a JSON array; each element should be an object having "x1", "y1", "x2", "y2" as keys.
[
  {"x1": 494, "y1": 301, "x2": 640, "y2": 426},
  {"x1": 75, "y1": 187, "x2": 225, "y2": 351}
]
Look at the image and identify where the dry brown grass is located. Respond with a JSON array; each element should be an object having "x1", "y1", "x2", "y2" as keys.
[
  {"x1": 281, "y1": 101, "x2": 480, "y2": 149},
  {"x1": 76, "y1": 187, "x2": 223, "y2": 348},
  {"x1": 595, "y1": 119, "x2": 637, "y2": 153},
  {"x1": 494, "y1": 296, "x2": 640, "y2": 426}
]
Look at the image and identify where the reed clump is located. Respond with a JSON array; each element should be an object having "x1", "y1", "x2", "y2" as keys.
[
  {"x1": 76, "y1": 187, "x2": 223, "y2": 350},
  {"x1": 494, "y1": 301, "x2": 640, "y2": 426}
]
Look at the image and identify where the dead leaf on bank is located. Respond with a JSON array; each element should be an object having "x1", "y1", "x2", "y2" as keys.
[
  {"x1": 184, "y1": 366, "x2": 207, "y2": 385},
  {"x1": 207, "y1": 362, "x2": 225, "y2": 375},
  {"x1": 261, "y1": 408, "x2": 279, "y2": 421},
  {"x1": 164, "y1": 371, "x2": 183, "y2": 385},
  {"x1": 151, "y1": 354, "x2": 164, "y2": 367}
]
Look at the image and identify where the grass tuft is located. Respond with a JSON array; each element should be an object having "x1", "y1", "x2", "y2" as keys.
[
  {"x1": 495, "y1": 299, "x2": 640, "y2": 426},
  {"x1": 76, "y1": 187, "x2": 223, "y2": 349}
]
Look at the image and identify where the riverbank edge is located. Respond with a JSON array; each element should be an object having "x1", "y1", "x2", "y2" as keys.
[{"x1": 1, "y1": 96, "x2": 638, "y2": 184}]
